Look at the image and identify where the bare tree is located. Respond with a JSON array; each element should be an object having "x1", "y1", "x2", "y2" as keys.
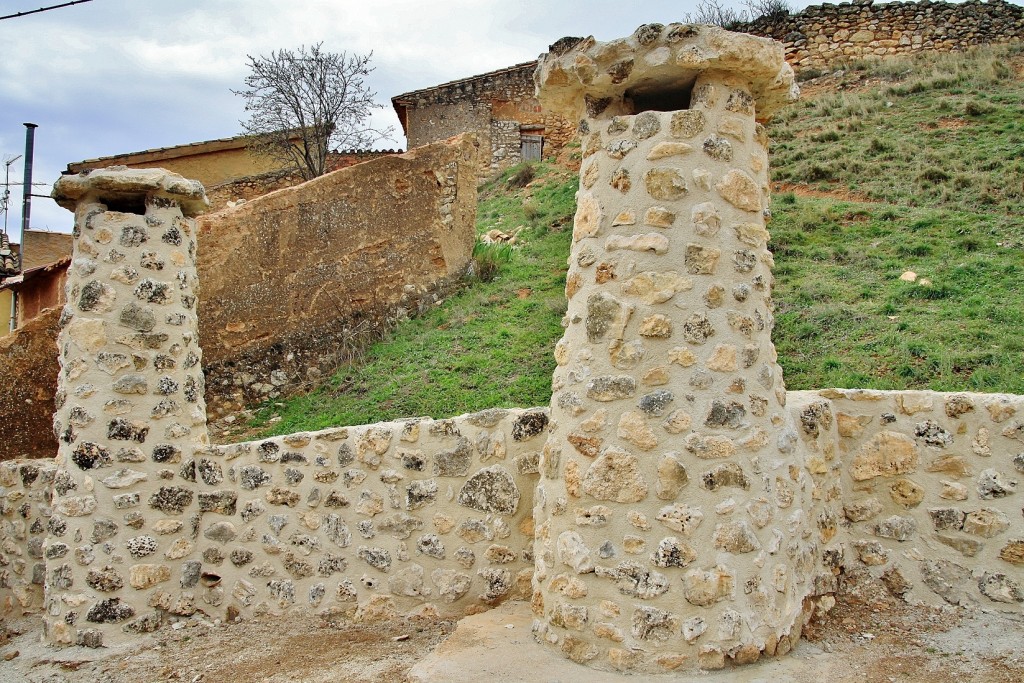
[
  {"x1": 234, "y1": 43, "x2": 392, "y2": 180},
  {"x1": 685, "y1": 0, "x2": 749, "y2": 29}
]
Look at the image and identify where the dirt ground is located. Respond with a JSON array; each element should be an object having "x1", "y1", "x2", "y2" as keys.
[{"x1": 2, "y1": 593, "x2": 1022, "y2": 683}]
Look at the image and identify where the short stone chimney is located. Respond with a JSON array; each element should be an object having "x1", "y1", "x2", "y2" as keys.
[{"x1": 45, "y1": 167, "x2": 209, "y2": 646}]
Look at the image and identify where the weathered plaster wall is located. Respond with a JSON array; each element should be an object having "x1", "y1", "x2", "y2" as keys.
[
  {"x1": 739, "y1": 0, "x2": 1024, "y2": 70},
  {"x1": 196, "y1": 135, "x2": 478, "y2": 417},
  {"x1": 0, "y1": 308, "x2": 61, "y2": 462}
]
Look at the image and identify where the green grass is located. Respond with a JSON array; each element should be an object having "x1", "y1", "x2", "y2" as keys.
[
  {"x1": 770, "y1": 198, "x2": 1024, "y2": 393},
  {"x1": 248, "y1": 46, "x2": 1024, "y2": 435},
  {"x1": 770, "y1": 45, "x2": 1024, "y2": 214}
]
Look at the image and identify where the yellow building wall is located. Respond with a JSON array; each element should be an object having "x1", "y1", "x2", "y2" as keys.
[
  {"x1": 0, "y1": 290, "x2": 12, "y2": 338},
  {"x1": 118, "y1": 146, "x2": 287, "y2": 189}
]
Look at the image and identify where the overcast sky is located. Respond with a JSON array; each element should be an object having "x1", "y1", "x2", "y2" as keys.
[{"x1": 2, "y1": 0, "x2": 818, "y2": 234}]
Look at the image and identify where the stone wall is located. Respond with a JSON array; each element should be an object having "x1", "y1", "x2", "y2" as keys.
[
  {"x1": 196, "y1": 136, "x2": 478, "y2": 418},
  {"x1": 790, "y1": 389, "x2": 1024, "y2": 609},
  {"x1": 394, "y1": 64, "x2": 576, "y2": 180},
  {"x1": 739, "y1": 0, "x2": 1024, "y2": 70},
  {"x1": 0, "y1": 459, "x2": 56, "y2": 616}
]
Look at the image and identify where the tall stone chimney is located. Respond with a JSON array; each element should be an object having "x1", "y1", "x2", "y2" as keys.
[{"x1": 531, "y1": 24, "x2": 810, "y2": 672}]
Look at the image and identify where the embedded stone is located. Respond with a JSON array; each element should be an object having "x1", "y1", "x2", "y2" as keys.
[
  {"x1": 266, "y1": 487, "x2": 300, "y2": 507},
  {"x1": 843, "y1": 497, "x2": 884, "y2": 524},
  {"x1": 406, "y1": 479, "x2": 438, "y2": 510},
  {"x1": 851, "y1": 431, "x2": 919, "y2": 481},
  {"x1": 643, "y1": 206, "x2": 675, "y2": 228},
  {"x1": 605, "y1": 233, "x2": 669, "y2": 255},
  {"x1": 874, "y1": 515, "x2": 917, "y2": 542},
  {"x1": 632, "y1": 111, "x2": 661, "y2": 139},
  {"x1": 656, "y1": 504, "x2": 703, "y2": 535},
  {"x1": 573, "y1": 192, "x2": 602, "y2": 241},
  {"x1": 148, "y1": 486, "x2": 192, "y2": 514},
  {"x1": 100, "y1": 468, "x2": 147, "y2": 489},
  {"x1": 644, "y1": 168, "x2": 688, "y2": 200},
  {"x1": 638, "y1": 314, "x2": 672, "y2": 338},
  {"x1": 715, "y1": 169, "x2": 761, "y2": 212},
  {"x1": 622, "y1": 271, "x2": 692, "y2": 305},
  {"x1": 671, "y1": 110, "x2": 705, "y2": 139},
  {"x1": 915, "y1": 420, "x2": 953, "y2": 447},
  {"x1": 582, "y1": 447, "x2": 648, "y2": 502},
  {"x1": 852, "y1": 540, "x2": 888, "y2": 566},
  {"x1": 204, "y1": 522, "x2": 237, "y2": 544},
  {"x1": 928, "y1": 507, "x2": 965, "y2": 531},
  {"x1": 512, "y1": 410, "x2": 549, "y2": 441},
  {"x1": 646, "y1": 142, "x2": 691, "y2": 160},
  {"x1": 661, "y1": 409, "x2": 692, "y2": 434},
  {"x1": 921, "y1": 560, "x2": 972, "y2": 606},
  {"x1": 586, "y1": 375, "x2": 636, "y2": 402},
  {"x1": 610, "y1": 168, "x2": 631, "y2": 192},
  {"x1": 681, "y1": 312, "x2": 715, "y2": 345},
  {"x1": 651, "y1": 537, "x2": 696, "y2": 568},
  {"x1": 357, "y1": 546, "x2": 392, "y2": 571},
  {"x1": 925, "y1": 455, "x2": 973, "y2": 479},
  {"x1": 701, "y1": 463, "x2": 749, "y2": 491},
  {"x1": 432, "y1": 569, "x2": 472, "y2": 602},
  {"x1": 978, "y1": 572, "x2": 1024, "y2": 604},
  {"x1": 388, "y1": 564, "x2": 426, "y2": 597},
  {"x1": 713, "y1": 520, "x2": 761, "y2": 554},
  {"x1": 457, "y1": 465, "x2": 520, "y2": 514},
  {"x1": 128, "y1": 564, "x2": 171, "y2": 589},
  {"x1": 964, "y1": 508, "x2": 1010, "y2": 538},
  {"x1": 683, "y1": 565, "x2": 734, "y2": 607},
  {"x1": 617, "y1": 411, "x2": 658, "y2": 450},
  {"x1": 434, "y1": 438, "x2": 472, "y2": 477},
  {"x1": 86, "y1": 566, "x2": 124, "y2": 592},
  {"x1": 684, "y1": 243, "x2": 720, "y2": 275},
  {"x1": 936, "y1": 534, "x2": 983, "y2": 558},
  {"x1": 56, "y1": 495, "x2": 97, "y2": 517},
  {"x1": 702, "y1": 135, "x2": 733, "y2": 161},
  {"x1": 655, "y1": 456, "x2": 688, "y2": 500},
  {"x1": 586, "y1": 292, "x2": 630, "y2": 342},
  {"x1": 86, "y1": 598, "x2": 135, "y2": 624},
  {"x1": 999, "y1": 540, "x2": 1024, "y2": 565},
  {"x1": 638, "y1": 390, "x2": 673, "y2": 417},
  {"x1": 889, "y1": 479, "x2": 925, "y2": 508},
  {"x1": 978, "y1": 469, "x2": 1016, "y2": 499}
]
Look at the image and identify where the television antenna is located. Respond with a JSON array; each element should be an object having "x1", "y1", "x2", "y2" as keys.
[{"x1": 1, "y1": 154, "x2": 22, "y2": 238}]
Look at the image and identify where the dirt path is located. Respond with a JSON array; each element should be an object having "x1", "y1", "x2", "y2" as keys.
[{"x1": 2, "y1": 595, "x2": 1022, "y2": 682}]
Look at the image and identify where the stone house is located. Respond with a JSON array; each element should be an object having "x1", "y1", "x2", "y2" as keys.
[{"x1": 392, "y1": 58, "x2": 577, "y2": 180}]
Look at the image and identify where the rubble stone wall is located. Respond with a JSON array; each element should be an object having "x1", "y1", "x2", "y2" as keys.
[
  {"x1": 739, "y1": 0, "x2": 1024, "y2": 70},
  {"x1": 790, "y1": 389, "x2": 1024, "y2": 609}
]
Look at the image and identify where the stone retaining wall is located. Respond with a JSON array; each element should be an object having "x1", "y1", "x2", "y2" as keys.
[
  {"x1": 739, "y1": 0, "x2": 1024, "y2": 70},
  {"x1": 196, "y1": 136, "x2": 478, "y2": 418}
]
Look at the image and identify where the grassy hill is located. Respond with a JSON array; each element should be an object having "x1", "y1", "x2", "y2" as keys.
[{"x1": 245, "y1": 44, "x2": 1024, "y2": 438}]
